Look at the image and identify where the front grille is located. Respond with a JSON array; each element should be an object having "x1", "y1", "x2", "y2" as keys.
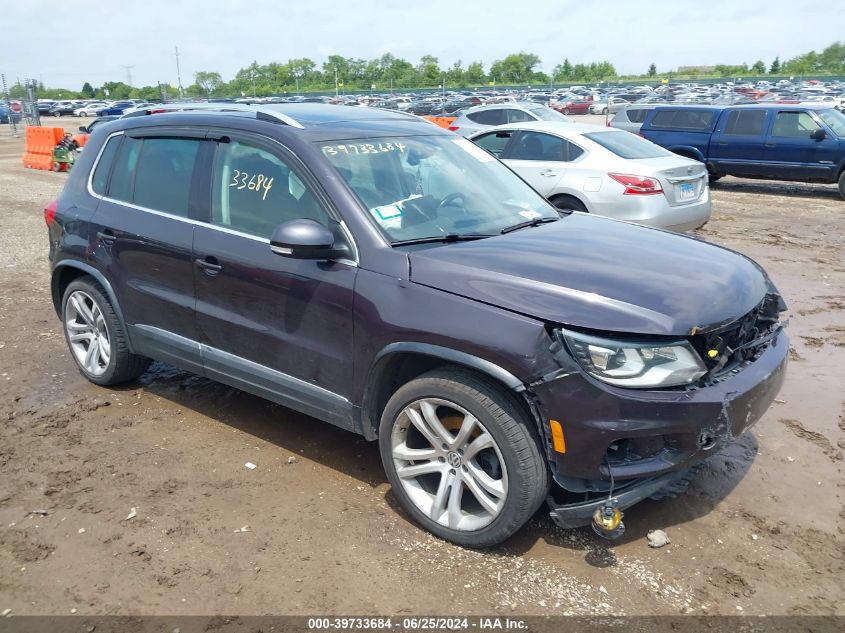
[{"x1": 690, "y1": 292, "x2": 784, "y2": 378}]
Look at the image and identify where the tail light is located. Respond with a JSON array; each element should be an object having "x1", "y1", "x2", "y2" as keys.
[
  {"x1": 44, "y1": 199, "x2": 58, "y2": 225},
  {"x1": 447, "y1": 126, "x2": 460, "y2": 132},
  {"x1": 609, "y1": 173, "x2": 663, "y2": 195}
]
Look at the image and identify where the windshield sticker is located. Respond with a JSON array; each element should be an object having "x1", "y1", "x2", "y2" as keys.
[
  {"x1": 451, "y1": 138, "x2": 494, "y2": 163},
  {"x1": 229, "y1": 169, "x2": 274, "y2": 201},
  {"x1": 370, "y1": 204, "x2": 403, "y2": 230},
  {"x1": 322, "y1": 142, "x2": 406, "y2": 156}
]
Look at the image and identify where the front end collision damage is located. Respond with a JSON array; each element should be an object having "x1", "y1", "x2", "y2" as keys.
[{"x1": 521, "y1": 302, "x2": 788, "y2": 531}]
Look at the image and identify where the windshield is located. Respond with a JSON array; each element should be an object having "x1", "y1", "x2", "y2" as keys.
[
  {"x1": 817, "y1": 108, "x2": 845, "y2": 137},
  {"x1": 319, "y1": 135, "x2": 558, "y2": 243},
  {"x1": 583, "y1": 130, "x2": 673, "y2": 159}
]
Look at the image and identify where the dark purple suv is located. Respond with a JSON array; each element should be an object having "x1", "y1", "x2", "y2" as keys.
[{"x1": 45, "y1": 104, "x2": 788, "y2": 547}]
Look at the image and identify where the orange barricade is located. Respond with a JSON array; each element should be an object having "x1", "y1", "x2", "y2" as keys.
[
  {"x1": 423, "y1": 116, "x2": 457, "y2": 130},
  {"x1": 22, "y1": 127, "x2": 65, "y2": 171}
]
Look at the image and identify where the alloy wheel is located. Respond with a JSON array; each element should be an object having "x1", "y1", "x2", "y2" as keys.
[
  {"x1": 390, "y1": 398, "x2": 508, "y2": 531},
  {"x1": 65, "y1": 290, "x2": 111, "y2": 376}
]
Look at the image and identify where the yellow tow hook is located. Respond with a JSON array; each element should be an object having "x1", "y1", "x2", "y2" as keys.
[{"x1": 592, "y1": 500, "x2": 625, "y2": 540}]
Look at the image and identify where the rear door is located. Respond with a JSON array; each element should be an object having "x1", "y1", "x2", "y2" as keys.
[
  {"x1": 88, "y1": 129, "x2": 206, "y2": 373},
  {"x1": 192, "y1": 132, "x2": 357, "y2": 429},
  {"x1": 709, "y1": 109, "x2": 770, "y2": 177},
  {"x1": 763, "y1": 110, "x2": 841, "y2": 180},
  {"x1": 501, "y1": 130, "x2": 580, "y2": 196}
]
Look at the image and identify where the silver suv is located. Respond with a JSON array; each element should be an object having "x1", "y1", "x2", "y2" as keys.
[
  {"x1": 609, "y1": 104, "x2": 662, "y2": 134},
  {"x1": 448, "y1": 102, "x2": 572, "y2": 137}
]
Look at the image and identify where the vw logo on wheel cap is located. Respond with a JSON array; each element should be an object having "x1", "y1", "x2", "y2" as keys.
[{"x1": 446, "y1": 451, "x2": 462, "y2": 468}]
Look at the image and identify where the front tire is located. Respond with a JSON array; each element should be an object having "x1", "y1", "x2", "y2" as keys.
[
  {"x1": 838, "y1": 170, "x2": 845, "y2": 200},
  {"x1": 62, "y1": 278, "x2": 150, "y2": 386},
  {"x1": 379, "y1": 368, "x2": 549, "y2": 548}
]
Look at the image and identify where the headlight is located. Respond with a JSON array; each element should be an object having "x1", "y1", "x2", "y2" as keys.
[{"x1": 560, "y1": 329, "x2": 706, "y2": 388}]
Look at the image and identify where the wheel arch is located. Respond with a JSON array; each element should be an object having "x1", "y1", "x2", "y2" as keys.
[
  {"x1": 360, "y1": 343, "x2": 531, "y2": 441},
  {"x1": 668, "y1": 145, "x2": 706, "y2": 163},
  {"x1": 51, "y1": 261, "x2": 133, "y2": 351},
  {"x1": 549, "y1": 192, "x2": 590, "y2": 213}
]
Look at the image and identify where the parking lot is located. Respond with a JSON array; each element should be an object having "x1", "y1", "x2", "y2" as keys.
[{"x1": 0, "y1": 116, "x2": 843, "y2": 616}]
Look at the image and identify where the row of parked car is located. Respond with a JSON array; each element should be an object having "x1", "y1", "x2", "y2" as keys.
[{"x1": 33, "y1": 99, "x2": 158, "y2": 117}]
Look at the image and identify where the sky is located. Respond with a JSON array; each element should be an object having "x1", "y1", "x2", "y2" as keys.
[{"x1": 1, "y1": 0, "x2": 843, "y2": 90}]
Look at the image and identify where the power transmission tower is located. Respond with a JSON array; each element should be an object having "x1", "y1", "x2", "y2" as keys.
[
  {"x1": 121, "y1": 65, "x2": 135, "y2": 87},
  {"x1": 175, "y1": 46, "x2": 184, "y2": 98}
]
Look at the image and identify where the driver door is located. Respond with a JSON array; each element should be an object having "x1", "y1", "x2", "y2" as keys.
[{"x1": 193, "y1": 134, "x2": 358, "y2": 429}]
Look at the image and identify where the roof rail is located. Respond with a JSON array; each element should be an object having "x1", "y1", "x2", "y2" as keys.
[{"x1": 122, "y1": 102, "x2": 304, "y2": 128}]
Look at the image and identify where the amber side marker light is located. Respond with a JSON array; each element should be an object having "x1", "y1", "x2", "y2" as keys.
[{"x1": 549, "y1": 420, "x2": 566, "y2": 454}]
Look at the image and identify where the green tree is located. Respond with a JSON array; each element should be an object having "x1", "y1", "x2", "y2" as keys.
[
  {"x1": 194, "y1": 71, "x2": 223, "y2": 96},
  {"x1": 490, "y1": 52, "x2": 541, "y2": 84},
  {"x1": 81, "y1": 82, "x2": 95, "y2": 98},
  {"x1": 418, "y1": 55, "x2": 441, "y2": 86},
  {"x1": 464, "y1": 61, "x2": 486, "y2": 85},
  {"x1": 445, "y1": 60, "x2": 464, "y2": 87},
  {"x1": 552, "y1": 59, "x2": 573, "y2": 81},
  {"x1": 751, "y1": 60, "x2": 766, "y2": 74},
  {"x1": 100, "y1": 81, "x2": 131, "y2": 99},
  {"x1": 770, "y1": 57, "x2": 781, "y2": 74},
  {"x1": 648, "y1": 63, "x2": 657, "y2": 77}
]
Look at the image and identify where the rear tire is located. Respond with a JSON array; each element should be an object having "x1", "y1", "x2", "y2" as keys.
[
  {"x1": 378, "y1": 368, "x2": 549, "y2": 548},
  {"x1": 838, "y1": 170, "x2": 845, "y2": 200},
  {"x1": 551, "y1": 195, "x2": 588, "y2": 213},
  {"x1": 62, "y1": 277, "x2": 150, "y2": 386}
]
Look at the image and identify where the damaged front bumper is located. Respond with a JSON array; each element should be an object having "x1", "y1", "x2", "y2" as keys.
[
  {"x1": 532, "y1": 325, "x2": 789, "y2": 519},
  {"x1": 547, "y1": 464, "x2": 703, "y2": 529}
]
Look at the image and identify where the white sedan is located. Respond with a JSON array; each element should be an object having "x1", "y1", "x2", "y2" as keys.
[
  {"x1": 73, "y1": 103, "x2": 108, "y2": 117},
  {"x1": 469, "y1": 121, "x2": 711, "y2": 232}
]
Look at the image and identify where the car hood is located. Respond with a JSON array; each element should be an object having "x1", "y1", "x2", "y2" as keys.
[{"x1": 408, "y1": 214, "x2": 769, "y2": 336}]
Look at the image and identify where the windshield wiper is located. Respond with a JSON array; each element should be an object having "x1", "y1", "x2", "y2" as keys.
[
  {"x1": 391, "y1": 233, "x2": 494, "y2": 246},
  {"x1": 500, "y1": 217, "x2": 559, "y2": 234}
]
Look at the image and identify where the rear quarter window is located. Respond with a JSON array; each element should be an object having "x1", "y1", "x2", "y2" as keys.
[{"x1": 91, "y1": 135, "x2": 122, "y2": 195}]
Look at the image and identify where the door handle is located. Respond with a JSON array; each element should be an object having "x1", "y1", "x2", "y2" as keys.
[
  {"x1": 196, "y1": 256, "x2": 223, "y2": 275},
  {"x1": 539, "y1": 170, "x2": 558, "y2": 177},
  {"x1": 764, "y1": 142, "x2": 776, "y2": 148},
  {"x1": 96, "y1": 230, "x2": 116, "y2": 244}
]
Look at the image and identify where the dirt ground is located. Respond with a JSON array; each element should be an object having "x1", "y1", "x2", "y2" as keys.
[{"x1": 0, "y1": 116, "x2": 843, "y2": 617}]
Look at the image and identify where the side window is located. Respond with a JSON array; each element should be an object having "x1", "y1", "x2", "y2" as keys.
[
  {"x1": 567, "y1": 142, "x2": 585, "y2": 161},
  {"x1": 468, "y1": 109, "x2": 506, "y2": 125},
  {"x1": 472, "y1": 131, "x2": 513, "y2": 157},
  {"x1": 506, "y1": 109, "x2": 535, "y2": 123},
  {"x1": 772, "y1": 111, "x2": 821, "y2": 138},
  {"x1": 650, "y1": 110, "x2": 677, "y2": 127},
  {"x1": 724, "y1": 110, "x2": 767, "y2": 135},
  {"x1": 211, "y1": 140, "x2": 329, "y2": 238},
  {"x1": 627, "y1": 109, "x2": 645, "y2": 123},
  {"x1": 91, "y1": 135, "x2": 121, "y2": 195},
  {"x1": 132, "y1": 138, "x2": 200, "y2": 217},
  {"x1": 107, "y1": 136, "x2": 142, "y2": 203},
  {"x1": 506, "y1": 131, "x2": 565, "y2": 161}
]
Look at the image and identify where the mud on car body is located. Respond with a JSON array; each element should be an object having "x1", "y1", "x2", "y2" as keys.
[{"x1": 45, "y1": 104, "x2": 788, "y2": 547}]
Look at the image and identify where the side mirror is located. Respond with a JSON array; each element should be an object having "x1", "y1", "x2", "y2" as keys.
[
  {"x1": 78, "y1": 126, "x2": 89, "y2": 133},
  {"x1": 270, "y1": 219, "x2": 345, "y2": 260},
  {"x1": 810, "y1": 128, "x2": 826, "y2": 141}
]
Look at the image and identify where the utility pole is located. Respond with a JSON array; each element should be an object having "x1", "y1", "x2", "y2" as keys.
[
  {"x1": 175, "y1": 46, "x2": 184, "y2": 99},
  {"x1": 121, "y1": 65, "x2": 135, "y2": 87},
  {"x1": 335, "y1": 67, "x2": 339, "y2": 98}
]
